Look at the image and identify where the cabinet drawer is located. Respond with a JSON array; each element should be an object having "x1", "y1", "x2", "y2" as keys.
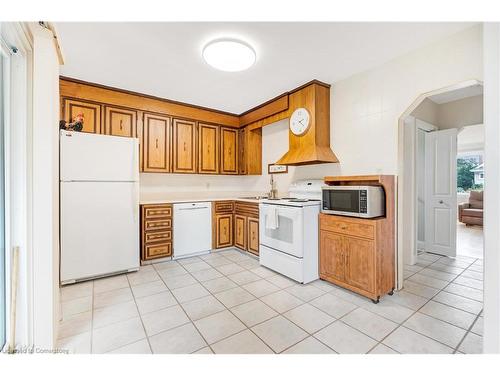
[
  {"x1": 145, "y1": 242, "x2": 172, "y2": 259},
  {"x1": 145, "y1": 218, "x2": 172, "y2": 231},
  {"x1": 234, "y1": 202, "x2": 259, "y2": 218},
  {"x1": 144, "y1": 205, "x2": 172, "y2": 219},
  {"x1": 320, "y1": 216, "x2": 374, "y2": 239},
  {"x1": 145, "y1": 230, "x2": 172, "y2": 243},
  {"x1": 214, "y1": 201, "x2": 234, "y2": 214}
]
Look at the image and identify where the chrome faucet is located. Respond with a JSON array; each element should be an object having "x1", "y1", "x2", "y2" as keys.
[{"x1": 268, "y1": 174, "x2": 278, "y2": 199}]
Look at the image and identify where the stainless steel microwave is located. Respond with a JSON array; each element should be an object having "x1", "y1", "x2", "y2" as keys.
[{"x1": 321, "y1": 185, "x2": 385, "y2": 218}]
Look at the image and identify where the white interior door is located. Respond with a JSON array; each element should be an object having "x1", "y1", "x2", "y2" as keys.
[{"x1": 424, "y1": 128, "x2": 458, "y2": 257}]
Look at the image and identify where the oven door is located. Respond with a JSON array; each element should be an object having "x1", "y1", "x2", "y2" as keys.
[
  {"x1": 322, "y1": 188, "x2": 360, "y2": 215},
  {"x1": 259, "y1": 204, "x2": 304, "y2": 258}
]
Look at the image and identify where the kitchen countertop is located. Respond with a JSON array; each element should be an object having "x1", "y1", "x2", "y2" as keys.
[{"x1": 139, "y1": 191, "x2": 271, "y2": 205}]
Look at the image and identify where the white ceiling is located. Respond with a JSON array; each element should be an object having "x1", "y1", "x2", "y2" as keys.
[
  {"x1": 428, "y1": 83, "x2": 483, "y2": 104},
  {"x1": 56, "y1": 22, "x2": 475, "y2": 114}
]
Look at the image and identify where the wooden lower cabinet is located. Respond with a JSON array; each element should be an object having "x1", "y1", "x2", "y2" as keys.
[
  {"x1": 234, "y1": 201, "x2": 259, "y2": 255},
  {"x1": 234, "y1": 214, "x2": 247, "y2": 249},
  {"x1": 141, "y1": 204, "x2": 173, "y2": 261},
  {"x1": 319, "y1": 214, "x2": 393, "y2": 302},
  {"x1": 215, "y1": 214, "x2": 233, "y2": 248},
  {"x1": 247, "y1": 217, "x2": 259, "y2": 255}
]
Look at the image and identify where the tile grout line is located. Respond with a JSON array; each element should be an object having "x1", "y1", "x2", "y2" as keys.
[{"x1": 452, "y1": 308, "x2": 484, "y2": 354}]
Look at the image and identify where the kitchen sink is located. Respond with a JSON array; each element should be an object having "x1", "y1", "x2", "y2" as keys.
[{"x1": 238, "y1": 196, "x2": 268, "y2": 200}]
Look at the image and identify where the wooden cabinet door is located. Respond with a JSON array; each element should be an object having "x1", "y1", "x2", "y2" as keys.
[
  {"x1": 238, "y1": 128, "x2": 247, "y2": 175},
  {"x1": 344, "y1": 236, "x2": 376, "y2": 293},
  {"x1": 234, "y1": 214, "x2": 247, "y2": 250},
  {"x1": 105, "y1": 106, "x2": 137, "y2": 137},
  {"x1": 143, "y1": 113, "x2": 171, "y2": 173},
  {"x1": 319, "y1": 231, "x2": 345, "y2": 282},
  {"x1": 220, "y1": 127, "x2": 238, "y2": 174},
  {"x1": 173, "y1": 118, "x2": 197, "y2": 173},
  {"x1": 247, "y1": 217, "x2": 259, "y2": 255},
  {"x1": 198, "y1": 123, "x2": 219, "y2": 174},
  {"x1": 63, "y1": 98, "x2": 102, "y2": 134},
  {"x1": 216, "y1": 214, "x2": 233, "y2": 248}
]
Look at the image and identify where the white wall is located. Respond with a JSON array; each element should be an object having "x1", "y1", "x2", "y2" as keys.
[
  {"x1": 140, "y1": 25, "x2": 482, "y2": 197},
  {"x1": 438, "y1": 95, "x2": 483, "y2": 129},
  {"x1": 458, "y1": 123, "x2": 485, "y2": 152},
  {"x1": 483, "y1": 22, "x2": 500, "y2": 354}
]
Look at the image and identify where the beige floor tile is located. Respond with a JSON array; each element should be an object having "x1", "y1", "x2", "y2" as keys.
[
  {"x1": 204, "y1": 256, "x2": 234, "y2": 267},
  {"x1": 177, "y1": 256, "x2": 202, "y2": 265},
  {"x1": 444, "y1": 283, "x2": 483, "y2": 302},
  {"x1": 428, "y1": 263, "x2": 465, "y2": 275},
  {"x1": 260, "y1": 290, "x2": 304, "y2": 313},
  {"x1": 94, "y1": 287, "x2": 133, "y2": 309},
  {"x1": 389, "y1": 290, "x2": 428, "y2": 310},
  {"x1": 230, "y1": 299, "x2": 278, "y2": 327},
  {"x1": 56, "y1": 331, "x2": 91, "y2": 354},
  {"x1": 236, "y1": 258, "x2": 260, "y2": 270},
  {"x1": 467, "y1": 264, "x2": 483, "y2": 273},
  {"x1": 471, "y1": 316, "x2": 483, "y2": 336},
  {"x1": 171, "y1": 283, "x2": 210, "y2": 303},
  {"x1": 194, "y1": 310, "x2": 246, "y2": 344},
  {"x1": 328, "y1": 286, "x2": 372, "y2": 306},
  {"x1": 61, "y1": 295, "x2": 93, "y2": 319},
  {"x1": 437, "y1": 257, "x2": 473, "y2": 269},
  {"x1": 149, "y1": 323, "x2": 206, "y2": 354},
  {"x1": 403, "y1": 312, "x2": 466, "y2": 348},
  {"x1": 267, "y1": 274, "x2": 298, "y2": 289},
  {"x1": 283, "y1": 304, "x2": 335, "y2": 334},
  {"x1": 136, "y1": 291, "x2": 178, "y2": 314},
  {"x1": 341, "y1": 308, "x2": 398, "y2": 341},
  {"x1": 252, "y1": 316, "x2": 308, "y2": 353},
  {"x1": 108, "y1": 339, "x2": 151, "y2": 354},
  {"x1": 420, "y1": 300, "x2": 476, "y2": 330},
  {"x1": 162, "y1": 273, "x2": 198, "y2": 289},
  {"x1": 418, "y1": 268, "x2": 458, "y2": 282},
  {"x1": 314, "y1": 320, "x2": 377, "y2": 354},
  {"x1": 156, "y1": 266, "x2": 188, "y2": 278},
  {"x1": 190, "y1": 268, "x2": 224, "y2": 282},
  {"x1": 461, "y1": 270, "x2": 483, "y2": 281},
  {"x1": 58, "y1": 311, "x2": 92, "y2": 339},
  {"x1": 203, "y1": 276, "x2": 238, "y2": 293},
  {"x1": 214, "y1": 286, "x2": 256, "y2": 308},
  {"x1": 60, "y1": 281, "x2": 93, "y2": 302},
  {"x1": 141, "y1": 305, "x2": 190, "y2": 336},
  {"x1": 228, "y1": 270, "x2": 262, "y2": 285},
  {"x1": 216, "y1": 263, "x2": 245, "y2": 275},
  {"x1": 131, "y1": 280, "x2": 168, "y2": 299},
  {"x1": 362, "y1": 298, "x2": 414, "y2": 324},
  {"x1": 408, "y1": 274, "x2": 449, "y2": 290},
  {"x1": 369, "y1": 343, "x2": 399, "y2": 354},
  {"x1": 282, "y1": 336, "x2": 335, "y2": 354},
  {"x1": 242, "y1": 279, "x2": 280, "y2": 298},
  {"x1": 309, "y1": 279, "x2": 337, "y2": 292},
  {"x1": 93, "y1": 274, "x2": 129, "y2": 294},
  {"x1": 181, "y1": 295, "x2": 226, "y2": 321},
  {"x1": 458, "y1": 332, "x2": 483, "y2": 354},
  {"x1": 309, "y1": 293, "x2": 357, "y2": 318},
  {"x1": 193, "y1": 346, "x2": 213, "y2": 354},
  {"x1": 152, "y1": 260, "x2": 181, "y2": 271},
  {"x1": 453, "y1": 276, "x2": 483, "y2": 290},
  {"x1": 93, "y1": 300, "x2": 139, "y2": 329},
  {"x1": 92, "y1": 317, "x2": 146, "y2": 353},
  {"x1": 183, "y1": 261, "x2": 212, "y2": 273},
  {"x1": 382, "y1": 326, "x2": 453, "y2": 354},
  {"x1": 286, "y1": 284, "x2": 326, "y2": 302},
  {"x1": 211, "y1": 329, "x2": 273, "y2": 354},
  {"x1": 251, "y1": 266, "x2": 277, "y2": 278},
  {"x1": 433, "y1": 291, "x2": 483, "y2": 314},
  {"x1": 127, "y1": 269, "x2": 160, "y2": 286},
  {"x1": 402, "y1": 280, "x2": 440, "y2": 299}
]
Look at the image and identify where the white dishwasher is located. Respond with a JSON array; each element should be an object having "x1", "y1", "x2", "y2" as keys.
[{"x1": 173, "y1": 202, "x2": 212, "y2": 259}]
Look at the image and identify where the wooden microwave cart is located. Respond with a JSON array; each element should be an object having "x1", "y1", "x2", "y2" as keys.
[{"x1": 319, "y1": 175, "x2": 396, "y2": 303}]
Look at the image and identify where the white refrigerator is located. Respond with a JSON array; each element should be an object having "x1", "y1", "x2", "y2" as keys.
[{"x1": 60, "y1": 130, "x2": 140, "y2": 284}]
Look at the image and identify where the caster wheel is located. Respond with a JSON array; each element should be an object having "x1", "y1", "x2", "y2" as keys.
[
  {"x1": 388, "y1": 289, "x2": 394, "y2": 296},
  {"x1": 371, "y1": 298, "x2": 380, "y2": 304}
]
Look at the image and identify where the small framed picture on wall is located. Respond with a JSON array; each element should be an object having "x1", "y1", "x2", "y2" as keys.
[{"x1": 268, "y1": 163, "x2": 288, "y2": 174}]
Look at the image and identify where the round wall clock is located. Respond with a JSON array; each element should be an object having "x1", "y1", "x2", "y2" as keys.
[{"x1": 289, "y1": 107, "x2": 310, "y2": 136}]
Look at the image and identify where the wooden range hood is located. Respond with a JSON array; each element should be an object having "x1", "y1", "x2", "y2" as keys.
[{"x1": 243, "y1": 80, "x2": 339, "y2": 166}]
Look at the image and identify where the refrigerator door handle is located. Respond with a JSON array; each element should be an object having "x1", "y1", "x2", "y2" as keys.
[{"x1": 132, "y1": 182, "x2": 139, "y2": 223}]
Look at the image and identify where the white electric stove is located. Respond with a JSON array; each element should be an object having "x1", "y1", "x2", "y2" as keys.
[{"x1": 259, "y1": 180, "x2": 324, "y2": 284}]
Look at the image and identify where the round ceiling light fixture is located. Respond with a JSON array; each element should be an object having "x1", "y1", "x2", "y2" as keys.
[{"x1": 202, "y1": 39, "x2": 256, "y2": 72}]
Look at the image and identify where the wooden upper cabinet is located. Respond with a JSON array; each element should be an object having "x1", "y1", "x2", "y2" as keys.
[
  {"x1": 63, "y1": 98, "x2": 102, "y2": 134},
  {"x1": 238, "y1": 128, "x2": 247, "y2": 175},
  {"x1": 104, "y1": 106, "x2": 137, "y2": 137},
  {"x1": 198, "y1": 123, "x2": 219, "y2": 174},
  {"x1": 143, "y1": 113, "x2": 171, "y2": 173},
  {"x1": 344, "y1": 236, "x2": 375, "y2": 294},
  {"x1": 220, "y1": 127, "x2": 238, "y2": 175},
  {"x1": 319, "y1": 230, "x2": 345, "y2": 282},
  {"x1": 173, "y1": 118, "x2": 197, "y2": 173}
]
